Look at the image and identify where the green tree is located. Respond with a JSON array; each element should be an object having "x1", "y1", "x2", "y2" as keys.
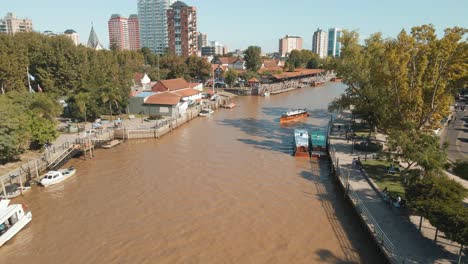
[
  {"x1": 224, "y1": 69, "x2": 238, "y2": 87},
  {"x1": 186, "y1": 56, "x2": 211, "y2": 81},
  {"x1": 244, "y1": 46, "x2": 262, "y2": 72},
  {"x1": 28, "y1": 114, "x2": 58, "y2": 149}
]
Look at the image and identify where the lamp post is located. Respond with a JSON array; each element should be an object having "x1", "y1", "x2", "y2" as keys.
[
  {"x1": 351, "y1": 129, "x2": 354, "y2": 154},
  {"x1": 365, "y1": 141, "x2": 369, "y2": 161}
]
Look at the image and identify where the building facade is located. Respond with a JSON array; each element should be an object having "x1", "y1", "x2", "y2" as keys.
[
  {"x1": 64, "y1": 29, "x2": 80, "y2": 45},
  {"x1": 128, "y1": 15, "x2": 140, "y2": 50},
  {"x1": 198, "y1": 32, "x2": 207, "y2": 51},
  {"x1": 167, "y1": 1, "x2": 197, "y2": 57},
  {"x1": 328, "y1": 28, "x2": 342, "y2": 57},
  {"x1": 278, "y1": 35, "x2": 303, "y2": 57},
  {"x1": 0, "y1": 12, "x2": 33, "y2": 34},
  {"x1": 108, "y1": 14, "x2": 130, "y2": 50},
  {"x1": 138, "y1": 0, "x2": 174, "y2": 54},
  {"x1": 312, "y1": 28, "x2": 328, "y2": 59}
]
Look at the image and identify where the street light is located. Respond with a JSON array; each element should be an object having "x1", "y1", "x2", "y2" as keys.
[{"x1": 365, "y1": 141, "x2": 369, "y2": 161}]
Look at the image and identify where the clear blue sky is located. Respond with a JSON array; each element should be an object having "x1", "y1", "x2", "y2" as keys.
[{"x1": 3, "y1": 0, "x2": 467, "y2": 53}]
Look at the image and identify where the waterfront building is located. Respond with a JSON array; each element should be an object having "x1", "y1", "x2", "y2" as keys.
[
  {"x1": 167, "y1": 1, "x2": 197, "y2": 57},
  {"x1": 198, "y1": 32, "x2": 207, "y2": 51},
  {"x1": 279, "y1": 35, "x2": 303, "y2": 57},
  {"x1": 312, "y1": 28, "x2": 328, "y2": 59},
  {"x1": 108, "y1": 14, "x2": 130, "y2": 50},
  {"x1": 128, "y1": 15, "x2": 140, "y2": 51},
  {"x1": 87, "y1": 24, "x2": 104, "y2": 50},
  {"x1": 328, "y1": 28, "x2": 342, "y2": 57},
  {"x1": 64, "y1": 29, "x2": 80, "y2": 46},
  {"x1": 0, "y1": 12, "x2": 33, "y2": 34},
  {"x1": 138, "y1": 0, "x2": 174, "y2": 54}
]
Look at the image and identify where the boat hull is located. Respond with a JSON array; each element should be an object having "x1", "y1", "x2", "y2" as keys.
[
  {"x1": 280, "y1": 112, "x2": 309, "y2": 123},
  {"x1": 40, "y1": 168, "x2": 76, "y2": 187},
  {"x1": 294, "y1": 146, "x2": 310, "y2": 157},
  {"x1": 0, "y1": 211, "x2": 32, "y2": 247}
]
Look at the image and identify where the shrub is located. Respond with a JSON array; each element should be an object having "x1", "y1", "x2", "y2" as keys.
[
  {"x1": 453, "y1": 161, "x2": 468, "y2": 180},
  {"x1": 354, "y1": 141, "x2": 382, "y2": 152}
]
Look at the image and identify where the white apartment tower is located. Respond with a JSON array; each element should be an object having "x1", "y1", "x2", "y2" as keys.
[
  {"x1": 138, "y1": 0, "x2": 174, "y2": 54},
  {"x1": 64, "y1": 29, "x2": 80, "y2": 46},
  {"x1": 0, "y1": 12, "x2": 33, "y2": 34},
  {"x1": 312, "y1": 28, "x2": 328, "y2": 59},
  {"x1": 278, "y1": 35, "x2": 303, "y2": 57}
]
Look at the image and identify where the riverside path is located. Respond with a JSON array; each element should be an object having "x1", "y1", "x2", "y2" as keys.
[{"x1": 330, "y1": 110, "x2": 462, "y2": 264}]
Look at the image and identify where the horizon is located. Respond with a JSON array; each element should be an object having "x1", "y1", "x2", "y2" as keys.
[{"x1": 3, "y1": 0, "x2": 467, "y2": 53}]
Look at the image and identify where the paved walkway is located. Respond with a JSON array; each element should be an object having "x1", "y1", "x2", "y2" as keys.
[{"x1": 330, "y1": 110, "x2": 461, "y2": 264}]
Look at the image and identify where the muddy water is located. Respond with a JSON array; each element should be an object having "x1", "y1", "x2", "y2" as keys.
[{"x1": 0, "y1": 83, "x2": 385, "y2": 263}]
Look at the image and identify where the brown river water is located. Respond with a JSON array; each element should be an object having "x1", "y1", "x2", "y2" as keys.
[{"x1": 0, "y1": 83, "x2": 385, "y2": 263}]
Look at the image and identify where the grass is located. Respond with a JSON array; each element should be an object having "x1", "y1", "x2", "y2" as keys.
[{"x1": 362, "y1": 159, "x2": 406, "y2": 197}]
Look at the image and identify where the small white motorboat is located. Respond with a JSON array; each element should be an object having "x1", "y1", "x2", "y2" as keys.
[
  {"x1": 40, "y1": 167, "x2": 77, "y2": 187},
  {"x1": 199, "y1": 109, "x2": 214, "y2": 117},
  {"x1": 263, "y1": 91, "x2": 270, "y2": 96},
  {"x1": 0, "y1": 183, "x2": 31, "y2": 199},
  {"x1": 0, "y1": 199, "x2": 32, "y2": 247}
]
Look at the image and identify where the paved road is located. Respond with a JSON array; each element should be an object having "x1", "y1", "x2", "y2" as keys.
[
  {"x1": 331, "y1": 110, "x2": 461, "y2": 264},
  {"x1": 440, "y1": 101, "x2": 468, "y2": 162}
]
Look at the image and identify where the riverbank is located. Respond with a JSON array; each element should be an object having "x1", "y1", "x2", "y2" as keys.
[{"x1": 329, "y1": 110, "x2": 464, "y2": 263}]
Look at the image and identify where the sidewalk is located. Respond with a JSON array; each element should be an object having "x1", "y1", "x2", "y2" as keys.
[{"x1": 330, "y1": 110, "x2": 460, "y2": 264}]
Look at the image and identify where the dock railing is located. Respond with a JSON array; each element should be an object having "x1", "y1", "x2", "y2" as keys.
[{"x1": 329, "y1": 146, "x2": 405, "y2": 264}]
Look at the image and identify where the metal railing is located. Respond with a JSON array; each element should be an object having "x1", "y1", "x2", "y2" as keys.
[{"x1": 329, "y1": 146, "x2": 405, "y2": 264}]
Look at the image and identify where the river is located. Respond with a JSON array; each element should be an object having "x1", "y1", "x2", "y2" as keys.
[{"x1": 0, "y1": 83, "x2": 385, "y2": 263}]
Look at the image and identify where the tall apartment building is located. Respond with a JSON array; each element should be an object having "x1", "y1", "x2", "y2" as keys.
[
  {"x1": 108, "y1": 14, "x2": 130, "y2": 50},
  {"x1": 198, "y1": 32, "x2": 207, "y2": 51},
  {"x1": 167, "y1": 1, "x2": 197, "y2": 57},
  {"x1": 278, "y1": 35, "x2": 303, "y2": 57},
  {"x1": 0, "y1": 12, "x2": 33, "y2": 34},
  {"x1": 328, "y1": 28, "x2": 342, "y2": 57},
  {"x1": 138, "y1": 0, "x2": 174, "y2": 54},
  {"x1": 128, "y1": 15, "x2": 140, "y2": 50},
  {"x1": 312, "y1": 28, "x2": 328, "y2": 59},
  {"x1": 64, "y1": 29, "x2": 80, "y2": 45}
]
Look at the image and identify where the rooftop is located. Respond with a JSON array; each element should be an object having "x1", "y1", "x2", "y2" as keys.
[{"x1": 145, "y1": 92, "x2": 181, "y2": 105}]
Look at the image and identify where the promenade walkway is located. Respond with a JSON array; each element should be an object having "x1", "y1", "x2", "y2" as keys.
[{"x1": 330, "y1": 110, "x2": 461, "y2": 264}]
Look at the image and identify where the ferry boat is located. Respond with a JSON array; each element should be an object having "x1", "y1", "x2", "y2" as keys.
[
  {"x1": 310, "y1": 130, "x2": 328, "y2": 158},
  {"x1": 0, "y1": 199, "x2": 32, "y2": 247},
  {"x1": 199, "y1": 109, "x2": 214, "y2": 117},
  {"x1": 40, "y1": 167, "x2": 77, "y2": 187},
  {"x1": 294, "y1": 129, "x2": 310, "y2": 157},
  {"x1": 280, "y1": 109, "x2": 309, "y2": 123}
]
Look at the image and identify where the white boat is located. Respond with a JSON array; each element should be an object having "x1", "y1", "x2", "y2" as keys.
[
  {"x1": 263, "y1": 91, "x2": 270, "y2": 97},
  {"x1": 0, "y1": 199, "x2": 32, "y2": 247},
  {"x1": 0, "y1": 183, "x2": 31, "y2": 199},
  {"x1": 40, "y1": 167, "x2": 77, "y2": 187},
  {"x1": 199, "y1": 109, "x2": 214, "y2": 117}
]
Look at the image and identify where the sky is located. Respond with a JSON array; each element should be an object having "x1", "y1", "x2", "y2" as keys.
[{"x1": 2, "y1": 0, "x2": 467, "y2": 53}]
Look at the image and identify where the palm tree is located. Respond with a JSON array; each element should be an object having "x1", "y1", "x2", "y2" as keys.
[
  {"x1": 100, "y1": 86, "x2": 121, "y2": 121},
  {"x1": 74, "y1": 92, "x2": 90, "y2": 133}
]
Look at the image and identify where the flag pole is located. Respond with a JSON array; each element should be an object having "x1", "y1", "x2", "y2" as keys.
[{"x1": 27, "y1": 66, "x2": 32, "y2": 93}]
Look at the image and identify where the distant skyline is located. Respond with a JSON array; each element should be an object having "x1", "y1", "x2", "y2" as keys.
[{"x1": 3, "y1": 0, "x2": 467, "y2": 53}]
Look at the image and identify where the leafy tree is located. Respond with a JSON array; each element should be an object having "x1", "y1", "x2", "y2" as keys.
[
  {"x1": 224, "y1": 69, "x2": 238, "y2": 87},
  {"x1": 386, "y1": 127, "x2": 446, "y2": 175},
  {"x1": 0, "y1": 97, "x2": 31, "y2": 163},
  {"x1": 28, "y1": 114, "x2": 58, "y2": 149},
  {"x1": 186, "y1": 56, "x2": 211, "y2": 81},
  {"x1": 244, "y1": 46, "x2": 262, "y2": 72}
]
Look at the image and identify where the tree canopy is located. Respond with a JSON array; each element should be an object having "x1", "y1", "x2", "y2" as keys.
[{"x1": 244, "y1": 46, "x2": 262, "y2": 72}]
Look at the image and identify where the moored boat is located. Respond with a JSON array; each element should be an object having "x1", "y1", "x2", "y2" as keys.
[
  {"x1": 221, "y1": 102, "x2": 237, "y2": 109},
  {"x1": 0, "y1": 199, "x2": 32, "y2": 247},
  {"x1": 199, "y1": 109, "x2": 214, "y2": 117},
  {"x1": 263, "y1": 91, "x2": 270, "y2": 97},
  {"x1": 280, "y1": 109, "x2": 309, "y2": 123},
  {"x1": 331, "y1": 77, "x2": 342, "y2": 82},
  {"x1": 40, "y1": 167, "x2": 77, "y2": 187},
  {"x1": 0, "y1": 183, "x2": 31, "y2": 199},
  {"x1": 311, "y1": 81, "x2": 325, "y2": 86},
  {"x1": 310, "y1": 130, "x2": 328, "y2": 158},
  {"x1": 294, "y1": 129, "x2": 310, "y2": 157},
  {"x1": 102, "y1": 139, "x2": 122, "y2": 149}
]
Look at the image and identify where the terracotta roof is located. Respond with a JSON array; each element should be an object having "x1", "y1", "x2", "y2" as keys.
[
  {"x1": 218, "y1": 57, "x2": 244, "y2": 65},
  {"x1": 145, "y1": 92, "x2": 181, "y2": 105},
  {"x1": 272, "y1": 69, "x2": 324, "y2": 80},
  {"x1": 133, "y1": 72, "x2": 144, "y2": 85},
  {"x1": 258, "y1": 66, "x2": 283, "y2": 73},
  {"x1": 173, "y1": 88, "x2": 201, "y2": 97},
  {"x1": 212, "y1": 64, "x2": 228, "y2": 71},
  {"x1": 248, "y1": 77, "x2": 259, "y2": 83},
  {"x1": 262, "y1": 59, "x2": 279, "y2": 68},
  {"x1": 152, "y1": 78, "x2": 189, "y2": 92}
]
